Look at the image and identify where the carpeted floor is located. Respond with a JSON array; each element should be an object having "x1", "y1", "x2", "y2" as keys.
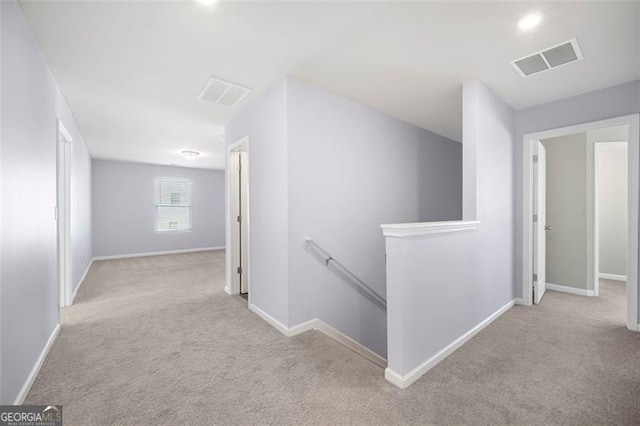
[{"x1": 26, "y1": 251, "x2": 640, "y2": 424}]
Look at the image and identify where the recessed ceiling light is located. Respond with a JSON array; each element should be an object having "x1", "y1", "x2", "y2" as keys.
[
  {"x1": 181, "y1": 150, "x2": 200, "y2": 160},
  {"x1": 517, "y1": 12, "x2": 543, "y2": 32},
  {"x1": 195, "y1": 0, "x2": 217, "y2": 7}
]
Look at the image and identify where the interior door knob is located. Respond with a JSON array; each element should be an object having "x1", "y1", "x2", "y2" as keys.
[{"x1": 545, "y1": 225, "x2": 552, "y2": 231}]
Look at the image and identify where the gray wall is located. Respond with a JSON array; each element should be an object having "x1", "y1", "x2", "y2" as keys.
[
  {"x1": 226, "y1": 77, "x2": 462, "y2": 356},
  {"x1": 514, "y1": 80, "x2": 640, "y2": 324},
  {"x1": 287, "y1": 78, "x2": 462, "y2": 357},
  {"x1": 225, "y1": 80, "x2": 290, "y2": 326},
  {"x1": 598, "y1": 145, "x2": 628, "y2": 276},
  {"x1": 589, "y1": 125, "x2": 629, "y2": 278},
  {"x1": 385, "y1": 80, "x2": 515, "y2": 377},
  {"x1": 542, "y1": 133, "x2": 588, "y2": 290},
  {"x1": 92, "y1": 160, "x2": 225, "y2": 258},
  {"x1": 1, "y1": 0, "x2": 93, "y2": 403}
]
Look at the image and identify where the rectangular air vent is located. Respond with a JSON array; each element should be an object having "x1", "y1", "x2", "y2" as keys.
[
  {"x1": 198, "y1": 77, "x2": 250, "y2": 108},
  {"x1": 510, "y1": 39, "x2": 583, "y2": 78}
]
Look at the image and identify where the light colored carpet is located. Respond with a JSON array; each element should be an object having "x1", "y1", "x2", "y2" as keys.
[{"x1": 26, "y1": 252, "x2": 640, "y2": 424}]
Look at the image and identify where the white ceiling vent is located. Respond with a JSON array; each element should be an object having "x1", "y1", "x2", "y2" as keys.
[
  {"x1": 198, "y1": 77, "x2": 250, "y2": 108},
  {"x1": 511, "y1": 39, "x2": 583, "y2": 77}
]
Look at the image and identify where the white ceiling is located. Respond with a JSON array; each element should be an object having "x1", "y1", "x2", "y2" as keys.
[{"x1": 18, "y1": 1, "x2": 640, "y2": 170}]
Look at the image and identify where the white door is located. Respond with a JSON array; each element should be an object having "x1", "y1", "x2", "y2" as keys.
[
  {"x1": 238, "y1": 152, "x2": 249, "y2": 294},
  {"x1": 57, "y1": 121, "x2": 72, "y2": 307},
  {"x1": 533, "y1": 141, "x2": 547, "y2": 304}
]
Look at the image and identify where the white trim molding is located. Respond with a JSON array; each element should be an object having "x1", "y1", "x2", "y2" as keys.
[
  {"x1": 305, "y1": 320, "x2": 386, "y2": 368},
  {"x1": 248, "y1": 303, "x2": 290, "y2": 336},
  {"x1": 225, "y1": 136, "x2": 250, "y2": 297},
  {"x1": 14, "y1": 324, "x2": 60, "y2": 404},
  {"x1": 385, "y1": 299, "x2": 515, "y2": 389},
  {"x1": 599, "y1": 273, "x2": 627, "y2": 282},
  {"x1": 546, "y1": 283, "x2": 595, "y2": 297},
  {"x1": 93, "y1": 246, "x2": 224, "y2": 261},
  {"x1": 522, "y1": 113, "x2": 639, "y2": 332},
  {"x1": 381, "y1": 220, "x2": 480, "y2": 238},
  {"x1": 249, "y1": 303, "x2": 386, "y2": 368}
]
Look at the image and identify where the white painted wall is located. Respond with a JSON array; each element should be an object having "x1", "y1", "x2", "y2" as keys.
[
  {"x1": 1, "y1": 0, "x2": 93, "y2": 403},
  {"x1": 225, "y1": 78, "x2": 462, "y2": 355},
  {"x1": 598, "y1": 145, "x2": 628, "y2": 276},
  {"x1": 225, "y1": 80, "x2": 290, "y2": 326},
  {"x1": 514, "y1": 80, "x2": 640, "y2": 324},
  {"x1": 286, "y1": 78, "x2": 462, "y2": 357},
  {"x1": 541, "y1": 133, "x2": 588, "y2": 290},
  {"x1": 92, "y1": 160, "x2": 225, "y2": 258},
  {"x1": 384, "y1": 80, "x2": 515, "y2": 383}
]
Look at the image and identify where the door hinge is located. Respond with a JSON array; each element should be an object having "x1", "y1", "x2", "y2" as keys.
[
  {"x1": 533, "y1": 214, "x2": 538, "y2": 222},
  {"x1": 237, "y1": 267, "x2": 242, "y2": 275},
  {"x1": 533, "y1": 273, "x2": 538, "y2": 282},
  {"x1": 54, "y1": 206, "x2": 59, "y2": 221},
  {"x1": 237, "y1": 215, "x2": 241, "y2": 223},
  {"x1": 533, "y1": 155, "x2": 539, "y2": 163}
]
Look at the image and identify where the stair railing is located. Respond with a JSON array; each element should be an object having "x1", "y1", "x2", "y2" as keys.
[{"x1": 303, "y1": 238, "x2": 387, "y2": 311}]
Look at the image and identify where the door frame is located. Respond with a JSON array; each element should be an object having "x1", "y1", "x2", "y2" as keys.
[
  {"x1": 56, "y1": 119, "x2": 72, "y2": 308},
  {"x1": 225, "y1": 136, "x2": 250, "y2": 297},
  {"x1": 532, "y1": 140, "x2": 547, "y2": 304},
  {"x1": 521, "y1": 114, "x2": 639, "y2": 332}
]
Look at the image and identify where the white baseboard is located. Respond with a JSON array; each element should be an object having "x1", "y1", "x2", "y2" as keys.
[
  {"x1": 93, "y1": 246, "x2": 225, "y2": 261},
  {"x1": 287, "y1": 318, "x2": 318, "y2": 337},
  {"x1": 599, "y1": 273, "x2": 627, "y2": 282},
  {"x1": 385, "y1": 299, "x2": 516, "y2": 389},
  {"x1": 293, "y1": 319, "x2": 387, "y2": 368},
  {"x1": 546, "y1": 283, "x2": 595, "y2": 297},
  {"x1": 515, "y1": 297, "x2": 528, "y2": 306},
  {"x1": 248, "y1": 303, "x2": 291, "y2": 336},
  {"x1": 13, "y1": 324, "x2": 60, "y2": 405},
  {"x1": 248, "y1": 303, "x2": 387, "y2": 368},
  {"x1": 71, "y1": 258, "x2": 94, "y2": 304},
  {"x1": 384, "y1": 368, "x2": 405, "y2": 388}
]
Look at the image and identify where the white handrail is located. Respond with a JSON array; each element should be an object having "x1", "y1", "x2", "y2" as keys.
[{"x1": 303, "y1": 238, "x2": 387, "y2": 311}]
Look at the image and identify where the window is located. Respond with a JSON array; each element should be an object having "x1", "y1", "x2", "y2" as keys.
[{"x1": 155, "y1": 179, "x2": 192, "y2": 232}]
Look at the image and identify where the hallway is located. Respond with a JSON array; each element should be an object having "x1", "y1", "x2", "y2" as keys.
[{"x1": 26, "y1": 252, "x2": 640, "y2": 424}]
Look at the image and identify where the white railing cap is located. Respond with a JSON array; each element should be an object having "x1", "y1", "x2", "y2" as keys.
[{"x1": 380, "y1": 220, "x2": 480, "y2": 238}]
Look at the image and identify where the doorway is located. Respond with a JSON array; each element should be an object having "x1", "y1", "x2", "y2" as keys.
[
  {"x1": 595, "y1": 141, "x2": 628, "y2": 290},
  {"x1": 521, "y1": 114, "x2": 639, "y2": 331},
  {"x1": 225, "y1": 137, "x2": 249, "y2": 298},
  {"x1": 57, "y1": 120, "x2": 72, "y2": 308}
]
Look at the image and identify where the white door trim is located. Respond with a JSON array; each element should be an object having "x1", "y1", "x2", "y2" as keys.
[
  {"x1": 225, "y1": 136, "x2": 250, "y2": 299},
  {"x1": 56, "y1": 120, "x2": 72, "y2": 308},
  {"x1": 55, "y1": 119, "x2": 73, "y2": 307},
  {"x1": 520, "y1": 114, "x2": 639, "y2": 332}
]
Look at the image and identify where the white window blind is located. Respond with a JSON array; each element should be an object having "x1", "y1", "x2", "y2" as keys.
[{"x1": 155, "y1": 179, "x2": 192, "y2": 232}]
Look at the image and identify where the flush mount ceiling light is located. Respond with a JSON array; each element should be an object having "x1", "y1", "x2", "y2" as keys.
[
  {"x1": 194, "y1": 0, "x2": 217, "y2": 7},
  {"x1": 517, "y1": 12, "x2": 543, "y2": 32},
  {"x1": 181, "y1": 150, "x2": 200, "y2": 160}
]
